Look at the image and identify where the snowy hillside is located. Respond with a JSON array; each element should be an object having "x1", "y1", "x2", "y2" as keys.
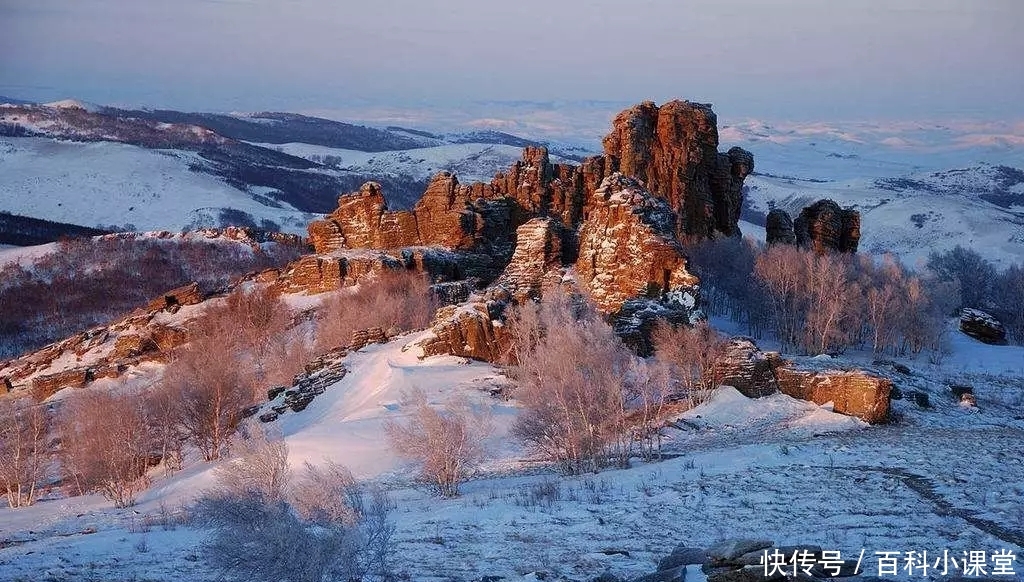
[
  {"x1": 0, "y1": 137, "x2": 315, "y2": 234},
  {"x1": 2, "y1": 323, "x2": 1023, "y2": 581},
  {"x1": 257, "y1": 141, "x2": 575, "y2": 185},
  {"x1": 720, "y1": 121, "x2": 1024, "y2": 267}
]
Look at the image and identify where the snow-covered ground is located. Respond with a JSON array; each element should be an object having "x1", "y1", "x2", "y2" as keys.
[
  {"x1": 0, "y1": 137, "x2": 314, "y2": 234},
  {"x1": 2, "y1": 325, "x2": 1022, "y2": 582}
]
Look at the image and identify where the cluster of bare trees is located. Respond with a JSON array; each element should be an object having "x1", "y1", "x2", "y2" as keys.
[
  {"x1": 502, "y1": 296, "x2": 721, "y2": 474},
  {"x1": 0, "y1": 398, "x2": 49, "y2": 508},
  {"x1": 315, "y1": 270, "x2": 438, "y2": 352},
  {"x1": 689, "y1": 239, "x2": 956, "y2": 356},
  {"x1": 928, "y1": 245, "x2": 1024, "y2": 344},
  {"x1": 59, "y1": 389, "x2": 157, "y2": 508},
  {"x1": 0, "y1": 235, "x2": 301, "y2": 359}
]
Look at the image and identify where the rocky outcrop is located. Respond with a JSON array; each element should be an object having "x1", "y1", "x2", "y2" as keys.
[
  {"x1": 715, "y1": 338, "x2": 782, "y2": 398},
  {"x1": 283, "y1": 100, "x2": 755, "y2": 357},
  {"x1": 764, "y1": 208, "x2": 796, "y2": 246},
  {"x1": 793, "y1": 199, "x2": 860, "y2": 254},
  {"x1": 602, "y1": 100, "x2": 753, "y2": 239},
  {"x1": 418, "y1": 301, "x2": 509, "y2": 362},
  {"x1": 145, "y1": 282, "x2": 204, "y2": 312},
  {"x1": 495, "y1": 217, "x2": 567, "y2": 302},
  {"x1": 959, "y1": 308, "x2": 1007, "y2": 345},
  {"x1": 576, "y1": 174, "x2": 700, "y2": 314},
  {"x1": 774, "y1": 367, "x2": 892, "y2": 424},
  {"x1": 766, "y1": 200, "x2": 860, "y2": 253}
]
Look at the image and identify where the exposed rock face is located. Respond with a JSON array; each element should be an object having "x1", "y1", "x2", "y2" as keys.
[
  {"x1": 495, "y1": 217, "x2": 567, "y2": 302},
  {"x1": 602, "y1": 100, "x2": 753, "y2": 239},
  {"x1": 145, "y1": 282, "x2": 204, "y2": 312},
  {"x1": 765, "y1": 208, "x2": 796, "y2": 246},
  {"x1": 418, "y1": 302, "x2": 509, "y2": 362},
  {"x1": 575, "y1": 174, "x2": 699, "y2": 314},
  {"x1": 959, "y1": 308, "x2": 1007, "y2": 345},
  {"x1": 793, "y1": 199, "x2": 860, "y2": 253},
  {"x1": 716, "y1": 338, "x2": 781, "y2": 398},
  {"x1": 774, "y1": 367, "x2": 892, "y2": 424}
]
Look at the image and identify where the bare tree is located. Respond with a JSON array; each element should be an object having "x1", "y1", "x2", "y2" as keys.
[
  {"x1": 802, "y1": 251, "x2": 858, "y2": 354},
  {"x1": 0, "y1": 398, "x2": 50, "y2": 508},
  {"x1": 385, "y1": 389, "x2": 491, "y2": 497},
  {"x1": 992, "y1": 264, "x2": 1024, "y2": 344},
  {"x1": 754, "y1": 245, "x2": 806, "y2": 351},
  {"x1": 651, "y1": 321, "x2": 726, "y2": 406},
  {"x1": 224, "y1": 284, "x2": 293, "y2": 395},
  {"x1": 59, "y1": 389, "x2": 154, "y2": 507},
  {"x1": 163, "y1": 326, "x2": 254, "y2": 461},
  {"x1": 144, "y1": 382, "x2": 184, "y2": 476},
  {"x1": 927, "y1": 245, "x2": 995, "y2": 310}
]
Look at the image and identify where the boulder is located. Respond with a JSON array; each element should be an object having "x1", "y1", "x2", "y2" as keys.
[
  {"x1": 31, "y1": 369, "x2": 89, "y2": 401},
  {"x1": 765, "y1": 209, "x2": 796, "y2": 246},
  {"x1": 145, "y1": 282, "x2": 204, "y2": 312},
  {"x1": 418, "y1": 302, "x2": 510, "y2": 362},
  {"x1": 715, "y1": 338, "x2": 780, "y2": 398},
  {"x1": 706, "y1": 539, "x2": 774, "y2": 563},
  {"x1": 959, "y1": 308, "x2": 1007, "y2": 345},
  {"x1": 658, "y1": 547, "x2": 708, "y2": 571},
  {"x1": 774, "y1": 367, "x2": 892, "y2": 424}
]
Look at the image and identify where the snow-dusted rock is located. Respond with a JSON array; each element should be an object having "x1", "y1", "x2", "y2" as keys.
[{"x1": 959, "y1": 307, "x2": 1007, "y2": 345}]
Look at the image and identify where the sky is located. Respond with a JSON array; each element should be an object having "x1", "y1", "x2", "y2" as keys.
[{"x1": 1, "y1": 0, "x2": 1022, "y2": 128}]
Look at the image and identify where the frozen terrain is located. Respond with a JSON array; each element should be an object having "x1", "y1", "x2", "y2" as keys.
[
  {"x1": 0, "y1": 137, "x2": 315, "y2": 234},
  {"x1": 2, "y1": 324, "x2": 1022, "y2": 582}
]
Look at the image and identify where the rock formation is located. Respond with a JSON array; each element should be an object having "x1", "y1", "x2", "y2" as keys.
[
  {"x1": 715, "y1": 337, "x2": 783, "y2": 398},
  {"x1": 764, "y1": 208, "x2": 796, "y2": 246},
  {"x1": 765, "y1": 200, "x2": 860, "y2": 253},
  {"x1": 959, "y1": 308, "x2": 1007, "y2": 345},
  {"x1": 774, "y1": 367, "x2": 892, "y2": 424},
  {"x1": 495, "y1": 217, "x2": 567, "y2": 302},
  {"x1": 602, "y1": 101, "x2": 753, "y2": 238},
  {"x1": 794, "y1": 199, "x2": 860, "y2": 253},
  {"x1": 418, "y1": 301, "x2": 510, "y2": 362},
  {"x1": 575, "y1": 174, "x2": 700, "y2": 313},
  {"x1": 286, "y1": 100, "x2": 755, "y2": 357}
]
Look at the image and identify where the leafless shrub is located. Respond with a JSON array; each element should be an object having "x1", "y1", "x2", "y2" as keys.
[
  {"x1": 59, "y1": 389, "x2": 155, "y2": 508},
  {"x1": 195, "y1": 458, "x2": 395, "y2": 582},
  {"x1": 315, "y1": 270, "x2": 438, "y2": 352},
  {"x1": 289, "y1": 460, "x2": 360, "y2": 525},
  {"x1": 385, "y1": 389, "x2": 491, "y2": 497},
  {"x1": 213, "y1": 425, "x2": 290, "y2": 502},
  {"x1": 0, "y1": 398, "x2": 50, "y2": 508}
]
